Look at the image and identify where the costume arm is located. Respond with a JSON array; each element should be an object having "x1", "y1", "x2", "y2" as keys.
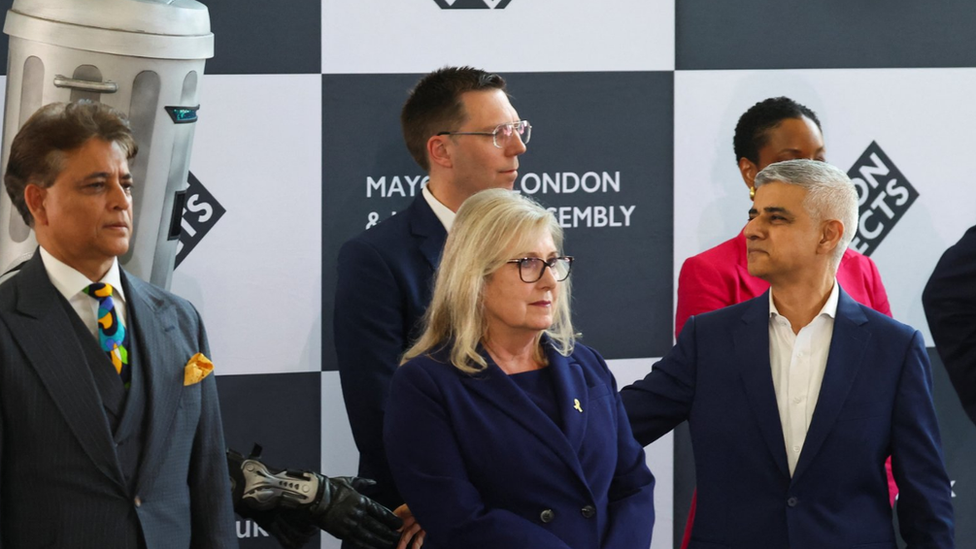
[
  {"x1": 922, "y1": 226, "x2": 976, "y2": 426},
  {"x1": 227, "y1": 447, "x2": 401, "y2": 549},
  {"x1": 675, "y1": 255, "x2": 734, "y2": 339},
  {"x1": 621, "y1": 316, "x2": 698, "y2": 446},
  {"x1": 890, "y1": 331, "x2": 954, "y2": 548},
  {"x1": 187, "y1": 310, "x2": 238, "y2": 549},
  {"x1": 334, "y1": 238, "x2": 406, "y2": 509},
  {"x1": 595, "y1": 350, "x2": 655, "y2": 549},
  {"x1": 384, "y1": 364, "x2": 573, "y2": 549}
]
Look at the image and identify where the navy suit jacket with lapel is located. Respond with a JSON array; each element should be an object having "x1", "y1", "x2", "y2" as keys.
[
  {"x1": 335, "y1": 195, "x2": 447, "y2": 509},
  {"x1": 0, "y1": 252, "x2": 237, "y2": 549},
  {"x1": 621, "y1": 287, "x2": 954, "y2": 549},
  {"x1": 923, "y1": 223, "x2": 976, "y2": 426},
  {"x1": 384, "y1": 341, "x2": 655, "y2": 549}
]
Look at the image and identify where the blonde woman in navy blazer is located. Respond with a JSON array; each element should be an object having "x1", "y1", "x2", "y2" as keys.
[{"x1": 383, "y1": 189, "x2": 655, "y2": 549}]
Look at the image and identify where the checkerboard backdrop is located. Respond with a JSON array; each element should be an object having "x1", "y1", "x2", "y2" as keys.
[{"x1": 3, "y1": 1, "x2": 975, "y2": 547}]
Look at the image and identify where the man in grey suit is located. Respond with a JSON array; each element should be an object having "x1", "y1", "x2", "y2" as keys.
[{"x1": 0, "y1": 101, "x2": 237, "y2": 548}]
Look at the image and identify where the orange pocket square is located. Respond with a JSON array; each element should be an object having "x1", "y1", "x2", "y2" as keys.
[{"x1": 184, "y1": 353, "x2": 214, "y2": 386}]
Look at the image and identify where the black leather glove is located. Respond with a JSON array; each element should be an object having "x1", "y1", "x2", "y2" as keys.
[
  {"x1": 314, "y1": 476, "x2": 403, "y2": 549},
  {"x1": 227, "y1": 446, "x2": 402, "y2": 549}
]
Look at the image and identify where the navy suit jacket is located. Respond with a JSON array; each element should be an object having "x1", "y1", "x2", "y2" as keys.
[
  {"x1": 923, "y1": 223, "x2": 976, "y2": 426},
  {"x1": 621, "y1": 288, "x2": 954, "y2": 549},
  {"x1": 334, "y1": 196, "x2": 447, "y2": 509},
  {"x1": 384, "y1": 341, "x2": 655, "y2": 549},
  {"x1": 0, "y1": 252, "x2": 237, "y2": 549}
]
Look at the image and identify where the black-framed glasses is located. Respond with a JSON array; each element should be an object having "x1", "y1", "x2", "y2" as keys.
[
  {"x1": 437, "y1": 120, "x2": 531, "y2": 149},
  {"x1": 505, "y1": 256, "x2": 573, "y2": 283}
]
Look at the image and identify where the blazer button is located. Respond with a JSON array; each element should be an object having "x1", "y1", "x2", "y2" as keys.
[
  {"x1": 580, "y1": 505, "x2": 596, "y2": 519},
  {"x1": 539, "y1": 509, "x2": 555, "y2": 523},
  {"x1": 134, "y1": 496, "x2": 142, "y2": 507},
  {"x1": 787, "y1": 497, "x2": 798, "y2": 507}
]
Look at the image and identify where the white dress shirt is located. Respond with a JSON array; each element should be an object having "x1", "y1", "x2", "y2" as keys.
[
  {"x1": 768, "y1": 281, "x2": 839, "y2": 476},
  {"x1": 39, "y1": 247, "x2": 128, "y2": 340},
  {"x1": 422, "y1": 184, "x2": 455, "y2": 232}
]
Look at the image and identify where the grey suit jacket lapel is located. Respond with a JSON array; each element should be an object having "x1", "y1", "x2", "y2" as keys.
[
  {"x1": 123, "y1": 272, "x2": 186, "y2": 496},
  {"x1": 3, "y1": 253, "x2": 126, "y2": 489},
  {"x1": 732, "y1": 292, "x2": 791, "y2": 479},
  {"x1": 791, "y1": 289, "x2": 870, "y2": 483}
]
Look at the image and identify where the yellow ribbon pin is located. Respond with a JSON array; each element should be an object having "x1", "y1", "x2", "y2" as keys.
[{"x1": 574, "y1": 398, "x2": 583, "y2": 413}]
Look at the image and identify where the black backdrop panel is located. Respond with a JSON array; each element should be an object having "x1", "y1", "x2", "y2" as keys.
[
  {"x1": 202, "y1": 0, "x2": 321, "y2": 75},
  {"x1": 677, "y1": 0, "x2": 976, "y2": 70},
  {"x1": 0, "y1": 0, "x2": 11, "y2": 71},
  {"x1": 322, "y1": 71, "x2": 674, "y2": 368},
  {"x1": 218, "y1": 372, "x2": 322, "y2": 548}
]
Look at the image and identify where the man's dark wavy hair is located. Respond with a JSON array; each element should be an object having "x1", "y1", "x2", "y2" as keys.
[{"x1": 4, "y1": 101, "x2": 137, "y2": 226}]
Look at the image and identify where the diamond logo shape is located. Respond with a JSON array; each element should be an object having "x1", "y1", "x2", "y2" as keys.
[
  {"x1": 433, "y1": 0, "x2": 512, "y2": 9},
  {"x1": 846, "y1": 141, "x2": 918, "y2": 257},
  {"x1": 175, "y1": 172, "x2": 226, "y2": 268}
]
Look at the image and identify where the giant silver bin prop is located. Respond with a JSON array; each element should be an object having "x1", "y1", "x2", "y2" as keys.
[{"x1": 0, "y1": 0, "x2": 213, "y2": 289}]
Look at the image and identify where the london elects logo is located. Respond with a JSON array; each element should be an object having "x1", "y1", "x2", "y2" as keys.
[
  {"x1": 175, "y1": 172, "x2": 226, "y2": 268},
  {"x1": 847, "y1": 142, "x2": 918, "y2": 256},
  {"x1": 434, "y1": 0, "x2": 512, "y2": 9}
]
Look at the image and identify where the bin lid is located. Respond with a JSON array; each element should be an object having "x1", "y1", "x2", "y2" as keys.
[{"x1": 5, "y1": 0, "x2": 213, "y2": 59}]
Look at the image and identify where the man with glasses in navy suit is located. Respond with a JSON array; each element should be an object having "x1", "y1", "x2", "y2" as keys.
[{"x1": 334, "y1": 66, "x2": 530, "y2": 545}]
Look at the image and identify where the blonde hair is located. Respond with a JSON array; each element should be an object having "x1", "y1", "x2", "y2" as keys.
[{"x1": 402, "y1": 188, "x2": 576, "y2": 374}]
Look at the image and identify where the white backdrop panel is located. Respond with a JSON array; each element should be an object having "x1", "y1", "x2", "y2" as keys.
[
  {"x1": 173, "y1": 74, "x2": 323, "y2": 375},
  {"x1": 321, "y1": 0, "x2": 674, "y2": 74},
  {"x1": 609, "y1": 357, "x2": 673, "y2": 549},
  {"x1": 674, "y1": 68, "x2": 976, "y2": 343},
  {"x1": 321, "y1": 372, "x2": 357, "y2": 480}
]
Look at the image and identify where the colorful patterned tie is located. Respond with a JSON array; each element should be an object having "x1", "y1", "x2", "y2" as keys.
[{"x1": 84, "y1": 283, "x2": 131, "y2": 386}]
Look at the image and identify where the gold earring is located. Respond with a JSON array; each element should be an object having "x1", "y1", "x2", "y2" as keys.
[{"x1": 749, "y1": 186, "x2": 756, "y2": 200}]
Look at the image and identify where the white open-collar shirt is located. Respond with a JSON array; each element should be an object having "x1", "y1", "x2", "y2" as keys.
[
  {"x1": 768, "y1": 281, "x2": 840, "y2": 476},
  {"x1": 423, "y1": 184, "x2": 455, "y2": 232}
]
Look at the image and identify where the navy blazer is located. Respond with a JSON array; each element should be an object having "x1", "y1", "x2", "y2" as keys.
[
  {"x1": 0, "y1": 252, "x2": 237, "y2": 549},
  {"x1": 621, "y1": 288, "x2": 954, "y2": 549},
  {"x1": 334, "y1": 195, "x2": 447, "y2": 509},
  {"x1": 384, "y1": 341, "x2": 655, "y2": 549},
  {"x1": 923, "y1": 223, "x2": 976, "y2": 426}
]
